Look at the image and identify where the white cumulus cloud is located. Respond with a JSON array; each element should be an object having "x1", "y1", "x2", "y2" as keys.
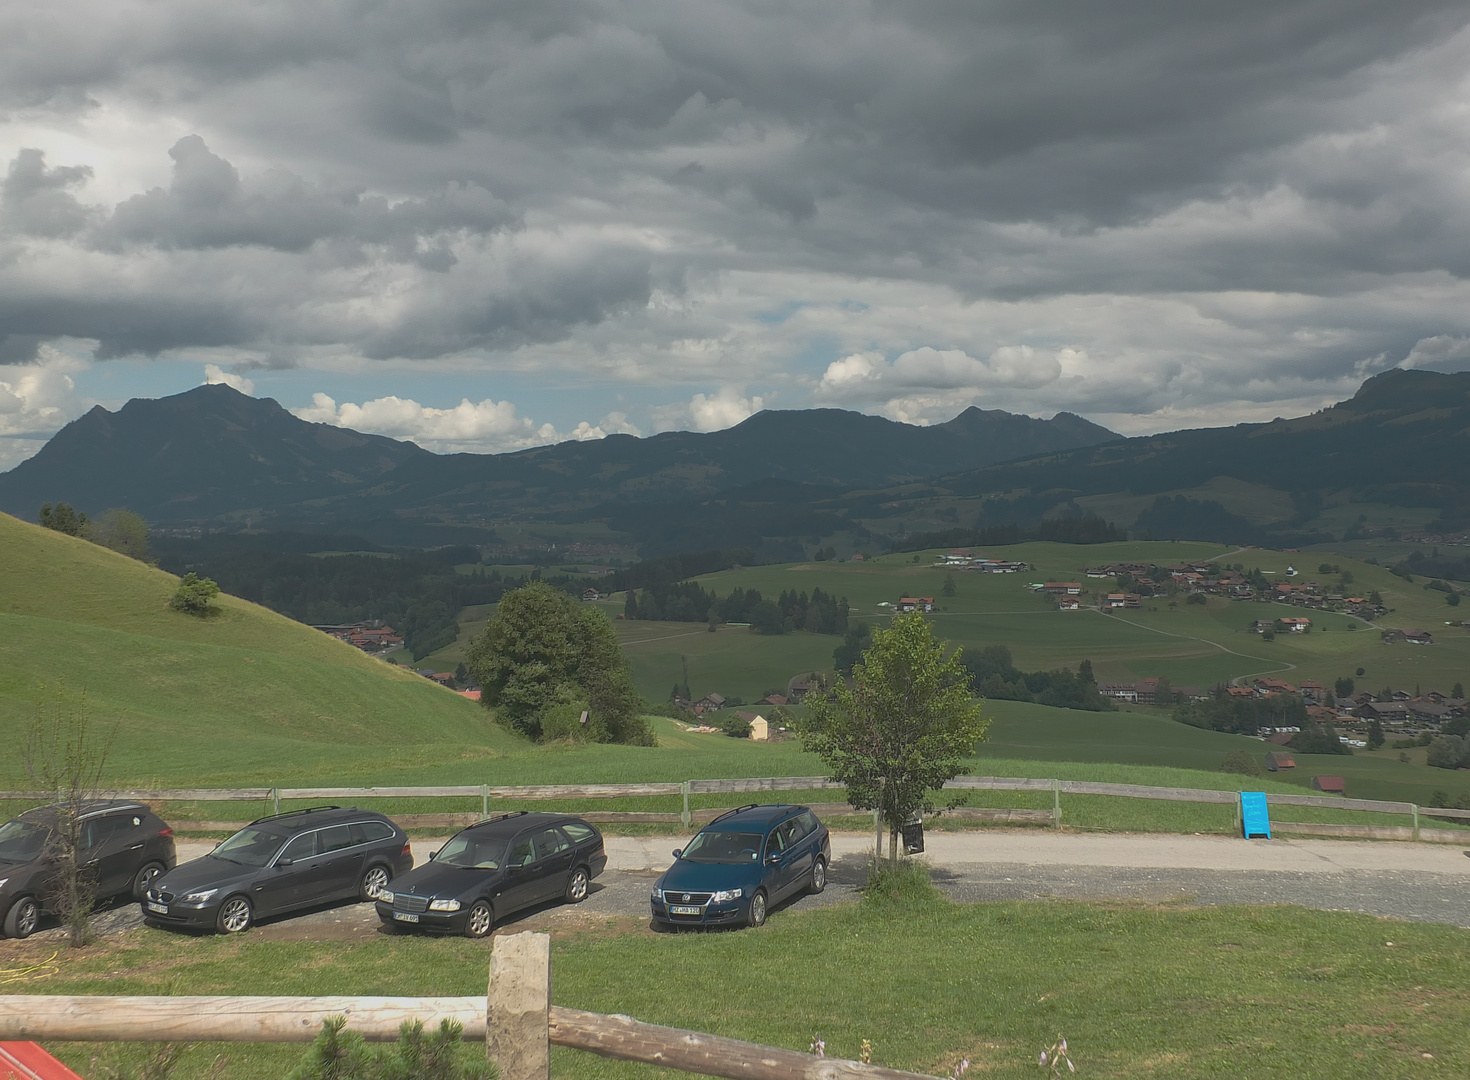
[
  {"x1": 293, "y1": 392, "x2": 638, "y2": 454},
  {"x1": 202, "y1": 363, "x2": 254, "y2": 394}
]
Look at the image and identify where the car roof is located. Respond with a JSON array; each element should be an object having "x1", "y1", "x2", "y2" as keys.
[
  {"x1": 703, "y1": 804, "x2": 803, "y2": 829},
  {"x1": 460, "y1": 811, "x2": 590, "y2": 838},
  {"x1": 18, "y1": 799, "x2": 150, "y2": 824},
  {"x1": 246, "y1": 805, "x2": 392, "y2": 830}
]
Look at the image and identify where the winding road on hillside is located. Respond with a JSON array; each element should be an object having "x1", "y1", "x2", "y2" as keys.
[{"x1": 8, "y1": 830, "x2": 1469, "y2": 948}]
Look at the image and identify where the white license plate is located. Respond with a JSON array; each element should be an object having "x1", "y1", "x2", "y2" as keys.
[
  {"x1": 146, "y1": 902, "x2": 168, "y2": 914},
  {"x1": 393, "y1": 912, "x2": 420, "y2": 923},
  {"x1": 670, "y1": 905, "x2": 701, "y2": 915}
]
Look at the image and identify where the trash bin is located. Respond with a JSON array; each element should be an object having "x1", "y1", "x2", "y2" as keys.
[{"x1": 901, "y1": 817, "x2": 924, "y2": 854}]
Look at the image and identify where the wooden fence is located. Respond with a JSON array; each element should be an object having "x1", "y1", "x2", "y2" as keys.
[
  {"x1": 3, "y1": 775, "x2": 1468, "y2": 841},
  {"x1": 0, "y1": 932, "x2": 937, "y2": 1080}
]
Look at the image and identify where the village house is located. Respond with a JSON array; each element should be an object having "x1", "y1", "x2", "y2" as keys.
[
  {"x1": 1055, "y1": 597, "x2": 1081, "y2": 611},
  {"x1": 896, "y1": 596, "x2": 935, "y2": 613},
  {"x1": 1264, "y1": 751, "x2": 1296, "y2": 771},
  {"x1": 692, "y1": 692, "x2": 727, "y2": 712},
  {"x1": 581, "y1": 587, "x2": 602, "y2": 601},
  {"x1": 1042, "y1": 582, "x2": 1082, "y2": 596},
  {"x1": 1278, "y1": 616, "x2": 1312, "y2": 633}
]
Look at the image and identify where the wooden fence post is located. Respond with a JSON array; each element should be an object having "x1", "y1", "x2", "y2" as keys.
[
  {"x1": 1051, "y1": 778, "x2": 1061, "y2": 831},
  {"x1": 487, "y1": 932, "x2": 551, "y2": 1080},
  {"x1": 482, "y1": 784, "x2": 489, "y2": 818},
  {"x1": 681, "y1": 781, "x2": 692, "y2": 830},
  {"x1": 272, "y1": 788, "x2": 280, "y2": 816},
  {"x1": 1412, "y1": 804, "x2": 1420, "y2": 843}
]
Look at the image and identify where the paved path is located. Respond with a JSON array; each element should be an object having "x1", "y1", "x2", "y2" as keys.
[{"x1": 8, "y1": 830, "x2": 1469, "y2": 947}]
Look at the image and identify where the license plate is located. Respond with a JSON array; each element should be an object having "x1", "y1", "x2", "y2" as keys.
[
  {"x1": 146, "y1": 902, "x2": 168, "y2": 914},
  {"x1": 393, "y1": 912, "x2": 420, "y2": 923},
  {"x1": 670, "y1": 905, "x2": 701, "y2": 915}
]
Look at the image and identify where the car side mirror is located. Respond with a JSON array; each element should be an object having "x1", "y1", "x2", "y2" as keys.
[
  {"x1": 276, "y1": 858, "x2": 293, "y2": 867},
  {"x1": 671, "y1": 848, "x2": 682, "y2": 859},
  {"x1": 766, "y1": 853, "x2": 781, "y2": 864},
  {"x1": 429, "y1": 850, "x2": 438, "y2": 860}
]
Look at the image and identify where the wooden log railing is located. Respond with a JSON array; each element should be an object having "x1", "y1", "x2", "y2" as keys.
[
  {"x1": 0, "y1": 933, "x2": 941, "y2": 1080},
  {"x1": 2, "y1": 775, "x2": 1467, "y2": 839}
]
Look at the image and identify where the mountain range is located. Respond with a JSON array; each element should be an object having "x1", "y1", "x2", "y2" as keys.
[{"x1": 2, "y1": 368, "x2": 1467, "y2": 552}]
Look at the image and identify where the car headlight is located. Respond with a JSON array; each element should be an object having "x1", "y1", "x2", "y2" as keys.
[
  {"x1": 181, "y1": 888, "x2": 218, "y2": 904},
  {"x1": 377, "y1": 889, "x2": 394, "y2": 903},
  {"x1": 651, "y1": 887, "x2": 664, "y2": 901},
  {"x1": 428, "y1": 898, "x2": 461, "y2": 912},
  {"x1": 710, "y1": 888, "x2": 743, "y2": 903}
]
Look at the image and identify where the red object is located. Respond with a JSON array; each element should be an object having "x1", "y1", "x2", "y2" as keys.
[
  {"x1": 158, "y1": 827, "x2": 174, "y2": 838},
  {"x1": 0, "y1": 1043, "x2": 87, "y2": 1080}
]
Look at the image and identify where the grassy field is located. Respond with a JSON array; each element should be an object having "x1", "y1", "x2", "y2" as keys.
[
  {"x1": 8, "y1": 889, "x2": 1470, "y2": 1080},
  {"x1": 0, "y1": 513, "x2": 519, "y2": 787}
]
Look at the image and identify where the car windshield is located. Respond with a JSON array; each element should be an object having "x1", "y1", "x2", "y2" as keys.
[
  {"x1": 212, "y1": 827, "x2": 287, "y2": 867},
  {"x1": 0, "y1": 820, "x2": 48, "y2": 863},
  {"x1": 679, "y1": 829, "x2": 765, "y2": 864},
  {"x1": 434, "y1": 835, "x2": 506, "y2": 869}
]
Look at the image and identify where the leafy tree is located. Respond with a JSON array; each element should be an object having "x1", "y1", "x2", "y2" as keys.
[
  {"x1": 1428, "y1": 789, "x2": 1451, "y2": 808},
  {"x1": 169, "y1": 573, "x2": 221, "y2": 616},
  {"x1": 1367, "y1": 718, "x2": 1385, "y2": 750},
  {"x1": 1448, "y1": 592, "x2": 1461, "y2": 607},
  {"x1": 801, "y1": 611, "x2": 990, "y2": 861},
  {"x1": 39, "y1": 502, "x2": 88, "y2": 536},
  {"x1": 1185, "y1": 592, "x2": 1207, "y2": 605},
  {"x1": 1368, "y1": 591, "x2": 1382, "y2": 606},
  {"x1": 1454, "y1": 682, "x2": 1465, "y2": 700},
  {"x1": 1221, "y1": 750, "x2": 1263, "y2": 777},
  {"x1": 833, "y1": 621, "x2": 873, "y2": 676},
  {"x1": 1289, "y1": 716, "x2": 1351, "y2": 755},
  {"x1": 466, "y1": 582, "x2": 651, "y2": 745},
  {"x1": 720, "y1": 714, "x2": 753, "y2": 739},
  {"x1": 85, "y1": 508, "x2": 151, "y2": 562},
  {"x1": 941, "y1": 573, "x2": 957, "y2": 597},
  {"x1": 1079, "y1": 659, "x2": 1095, "y2": 685},
  {"x1": 1334, "y1": 676, "x2": 1354, "y2": 698},
  {"x1": 1426, "y1": 735, "x2": 1466, "y2": 770}
]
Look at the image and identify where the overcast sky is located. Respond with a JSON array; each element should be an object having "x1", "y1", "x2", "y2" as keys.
[{"x1": 4, "y1": 0, "x2": 1470, "y2": 468}]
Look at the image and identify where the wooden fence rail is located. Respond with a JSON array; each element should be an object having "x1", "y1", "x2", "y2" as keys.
[
  {"x1": 0, "y1": 933, "x2": 940, "y2": 1080},
  {"x1": 3, "y1": 775, "x2": 1468, "y2": 834}
]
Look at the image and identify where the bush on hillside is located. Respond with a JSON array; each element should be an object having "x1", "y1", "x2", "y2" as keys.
[
  {"x1": 168, "y1": 573, "x2": 220, "y2": 616},
  {"x1": 39, "y1": 502, "x2": 88, "y2": 536},
  {"x1": 720, "y1": 714, "x2": 753, "y2": 739},
  {"x1": 1220, "y1": 751, "x2": 1263, "y2": 778},
  {"x1": 287, "y1": 1017, "x2": 493, "y2": 1080}
]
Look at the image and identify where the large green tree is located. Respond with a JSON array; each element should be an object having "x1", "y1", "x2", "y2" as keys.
[
  {"x1": 465, "y1": 582, "x2": 652, "y2": 745},
  {"x1": 802, "y1": 611, "x2": 989, "y2": 860}
]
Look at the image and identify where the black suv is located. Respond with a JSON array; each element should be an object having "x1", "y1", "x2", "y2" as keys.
[
  {"x1": 377, "y1": 812, "x2": 607, "y2": 938},
  {"x1": 0, "y1": 800, "x2": 177, "y2": 939},
  {"x1": 143, "y1": 806, "x2": 412, "y2": 933}
]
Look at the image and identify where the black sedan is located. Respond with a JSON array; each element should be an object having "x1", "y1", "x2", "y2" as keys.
[{"x1": 377, "y1": 812, "x2": 607, "y2": 937}]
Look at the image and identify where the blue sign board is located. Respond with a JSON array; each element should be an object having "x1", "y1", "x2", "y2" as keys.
[{"x1": 1240, "y1": 791, "x2": 1271, "y2": 839}]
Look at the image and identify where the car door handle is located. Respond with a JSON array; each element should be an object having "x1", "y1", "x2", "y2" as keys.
[{"x1": 127, "y1": 843, "x2": 143, "y2": 850}]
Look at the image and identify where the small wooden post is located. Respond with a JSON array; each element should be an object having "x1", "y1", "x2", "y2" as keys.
[
  {"x1": 1051, "y1": 778, "x2": 1061, "y2": 831},
  {"x1": 487, "y1": 932, "x2": 551, "y2": 1080},
  {"x1": 1412, "y1": 804, "x2": 1420, "y2": 843},
  {"x1": 272, "y1": 788, "x2": 280, "y2": 816},
  {"x1": 482, "y1": 784, "x2": 489, "y2": 818},
  {"x1": 680, "y1": 781, "x2": 692, "y2": 830}
]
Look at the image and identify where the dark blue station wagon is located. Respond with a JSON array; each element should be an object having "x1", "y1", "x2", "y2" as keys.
[{"x1": 650, "y1": 804, "x2": 830, "y2": 928}]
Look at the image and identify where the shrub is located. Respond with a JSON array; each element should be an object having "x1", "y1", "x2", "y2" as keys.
[
  {"x1": 1220, "y1": 750, "x2": 1263, "y2": 778},
  {"x1": 168, "y1": 573, "x2": 220, "y2": 616},
  {"x1": 287, "y1": 1017, "x2": 493, "y2": 1080},
  {"x1": 860, "y1": 857, "x2": 944, "y2": 913},
  {"x1": 720, "y1": 714, "x2": 753, "y2": 739}
]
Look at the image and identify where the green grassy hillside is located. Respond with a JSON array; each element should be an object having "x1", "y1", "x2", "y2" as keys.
[{"x1": 0, "y1": 513, "x2": 523, "y2": 786}]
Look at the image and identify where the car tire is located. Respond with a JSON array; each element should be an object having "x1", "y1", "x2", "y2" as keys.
[
  {"x1": 215, "y1": 895, "x2": 253, "y2": 934},
  {"x1": 132, "y1": 861, "x2": 167, "y2": 901},
  {"x1": 747, "y1": 889, "x2": 768, "y2": 928},
  {"x1": 464, "y1": 899, "x2": 494, "y2": 939},
  {"x1": 360, "y1": 864, "x2": 392, "y2": 902},
  {"x1": 3, "y1": 896, "x2": 40, "y2": 940},
  {"x1": 808, "y1": 856, "x2": 827, "y2": 895},
  {"x1": 564, "y1": 866, "x2": 590, "y2": 903}
]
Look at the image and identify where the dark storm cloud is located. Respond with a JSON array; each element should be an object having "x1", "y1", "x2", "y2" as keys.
[{"x1": 3, "y1": 0, "x2": 1470, "y2": 425}]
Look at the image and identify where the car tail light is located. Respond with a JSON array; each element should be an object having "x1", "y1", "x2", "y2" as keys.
[
  {"x1": 401, "y1": 842, "x2": 412, "y2": 856},
  {"x1": 159, "y1": 827, "x2": 174, "y2": 838}
]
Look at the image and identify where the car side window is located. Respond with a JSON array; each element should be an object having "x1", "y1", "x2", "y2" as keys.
[
  {"x1": 318, "y1": 825, "x2": 355, "y2": 853},
  {"x1": 533, "y1": 828, "x2": 570, "y2": 860},
  {"x1": 562, "y1": 822, "x2": 596, "y2": 843},
  {"x1": 278, "y1": 832, "x2": 318, "y2": 863},
  {"x1": 507, "y1": 837, "x2": 536, "y2": 868},
  {"x1": 350, "y1": 820, "x2": 394, "y2": 845},
  {"x1": 83, "y1": 815, "x2": 132, "y2": 850},
  {"x1": 797, "y1": 811, "x2": 820, "y2": 836}
]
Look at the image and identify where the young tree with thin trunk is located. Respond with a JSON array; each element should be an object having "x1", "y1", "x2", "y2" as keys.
[
  {"x1": 26, "y1": 690, "x2": 116, "y2": 947},
  {"x1": 801, "y1": 612, "x2": 989, "y2": 861}
]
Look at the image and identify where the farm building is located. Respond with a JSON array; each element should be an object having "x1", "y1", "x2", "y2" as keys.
[
  {"x1": 1311, "y1": 776, "x2": 1346, "y2": 794},
  {"x1": 1264, "y1": 751, "x2": 1296, "y2": 771}
]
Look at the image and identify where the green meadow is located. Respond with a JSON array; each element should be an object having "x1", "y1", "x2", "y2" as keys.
[{"x1": 16, "y1": 895, "x2": 1470, "y2": 1080}]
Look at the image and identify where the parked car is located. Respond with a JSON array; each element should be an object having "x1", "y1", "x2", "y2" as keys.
[
  {"x1": 376, "y1": 811, "x2": 607, "y2": 938},
  {"x1": 650, "y1": 804, "x2": 830, "y2": 929},
  {"x1": 0, "y1": 800, "x2": 177, "y2": 940},
  {"x1": 142, "y1": 805, "x2": 412, "y2": 933}
]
